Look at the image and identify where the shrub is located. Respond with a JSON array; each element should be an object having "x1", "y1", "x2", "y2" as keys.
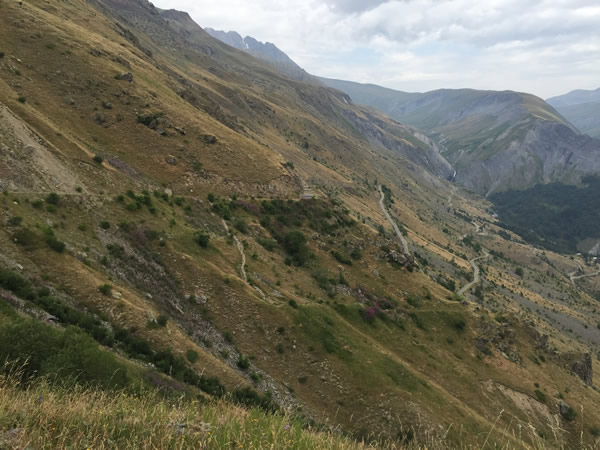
[
  {"x1": 7, "y1": 216, "x2": 22, "y2": 226},
  {"x1": 186, "y1": 349, "x2": 199, "y2": 363},
  {"x1": 223, "y1": 331, "x2": 233, "y2": 343},
  {"x1": 236, "y1": 356, "x2": 250, "y2": 370},
  {"x1": 257, "y1": 238, "x2": 277, "y2": 251},
  {"x1": 12, "y1": 228, "x2": 41, "y2": 249},
  {"x1": 93, "y1": 155, "x2": 103, "y2": 164},
  {"x1": 100, "y1": 221, "x2": 110, "y2": 229},
  {"x1": 232, "y1": 387, "x2": 276, "y2": 412},
  {"x1": 288, "y1": 299, "x2": 298, "y2": 309},
  {"x1": 17, "y1": 96, "x2": 26, "y2": 103},
  {"x1": 534, "y1": 389, "x2": 547, "y2": 403},
  {"x1": 44, "y1": 232, "x2": 66, "y2": 253},
  {"x1": 234, "y1": 218, "x2": 248, "y2": 234},
  {"x1": 45, "y1": 192, "x2": 60, "y2": 205},
  {"x1": 156, "y1": 314, "x2": 168, "y2": 327},
  {"x1": 562, "y1": 405, "x2": 577, "y2": 422},
  {"x1": 174, "y1": 196, "x2": 184, "y2": 206},
  {"x1": 98, "y1": 284, "x2": 112, "y2": 296},
  {"x1": 282, "y1": 231, "x2": 309, "y2": 265},
  {"x1": 331, "y1": 250, "x2": 352, "y2": 265},
  {"x1": 0, "y1": 319, "x2": 129, "y2": 389},
  {"x1": 350, "y1": 247, "x2": 362, "y2": 260},
  {"x1": 0, "y1": 52, "x2": 4, "y2": 58},
  {"x1": 194, "y1": 232, "x2": 210, "y2": 248},
  {"x1": 207, "y1": 193, "x2": 215, "y2": 203}
]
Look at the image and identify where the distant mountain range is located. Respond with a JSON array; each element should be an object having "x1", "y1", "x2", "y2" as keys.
[
  {"x1": 547, "y1": 88, "x2": 600, "y2": 138},
  {"x1": 204, "y1": 28, "x2": 315, "y2": 83},
  {"x1": 201, "y1": 28, "x2": 600, "y2": 195},
  {"x1": 320, "y1": 77, "x2": 600, "y2": 195}
]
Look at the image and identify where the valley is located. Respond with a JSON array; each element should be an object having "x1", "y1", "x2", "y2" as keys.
[{"x1": 0, "y1": 0, "x2": 599, "y2": 448}]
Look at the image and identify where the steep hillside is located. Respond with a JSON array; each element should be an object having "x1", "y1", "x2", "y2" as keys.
[
  {"x1": 203, "y1": 27, "x2": 316, "y2": 83},
  {"x1": 321, "y1": 77, "x2": 600, "y2": 195},
  {"x1": 547, "y1": 88, "x2": 600, "y2": 138},
  {"x1": 1, "y1": 0, "x2": 600, "y2": 448}
]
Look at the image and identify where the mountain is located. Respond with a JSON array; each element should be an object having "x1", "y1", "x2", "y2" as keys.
[
  {"x1": 1, "y1": 0, "x2": 600, "y2": 447},
  {"x1": 320, "y1": 77, "x2": 600, "y2": 195},
  {"x1": 547, "y1": 88, "x2": 600, "y2": 138},
  {"x1": 204, "y1": 27, "x2": 315, "y2": 83}
]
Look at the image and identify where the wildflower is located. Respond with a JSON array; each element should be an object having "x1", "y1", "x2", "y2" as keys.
[{"x1": 284, "y1": 425, "x2": 290, "y2": 431}]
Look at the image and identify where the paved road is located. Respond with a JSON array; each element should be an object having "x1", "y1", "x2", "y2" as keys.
[
  {"x1": 458, "y1": 252, "x2": 490, "y2": 296},
  {"x1": 378, "y1": 185, "x2": 410, "y2": 255}
]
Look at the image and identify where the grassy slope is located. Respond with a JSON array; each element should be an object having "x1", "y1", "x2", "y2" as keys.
[{"x1": 0, "y1": 0, "x2": 600, "y2": 448}]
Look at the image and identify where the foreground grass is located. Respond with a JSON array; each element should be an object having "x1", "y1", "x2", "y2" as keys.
[{"x1": 0, "y1": 375, "x2": 364, "y2": 449}]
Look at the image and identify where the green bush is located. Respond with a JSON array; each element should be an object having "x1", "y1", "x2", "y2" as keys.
[
  {"x1": 234, "y1": 218, "x2": 248, "y2": 234},
  {"x1": 194, "y1": 232, "x2": 210, "y2": 248},
  {"x1": 186, "y1": 349, "x2": 199, "y2": 363},
  {"x1": 257, "y1": 238, "x2": 277, "y2": 251},
  {"x1": 534, "y1": 389, "x2": 546, "y2": 403},
  {"x1": 0, "y1": 320, "x2": 129, "y2": 389},
  {"x1": 282, "y1": 231, "x2": 309, "y2": 266},
  {"x1": 93, "y1": 155, "x2": 103, "y2": 164},
  {"x1": 236, "y1": 356, "x2": 250, "y2": 370},
  {"x1": 17, "y1": 96, "x2": 26, "y2": 103},
  {"x1": 98, "y1": 284, "x2": 112, "y2": 296},
  {"x1": 100, "y1": 221, "x2": 110, "y2": 229},
  {"x1": 7, "y1": 216, "x2": 22, "y2": 226},
  {"x1": 156, "y1": 314, "x2": 168, "y2": 327},
  {"x1": 45, "y1": 192, "x2": 60, "y2": 205},
  {"x1": 44, "y1": 230, "x2": 66, "y2": 253}
]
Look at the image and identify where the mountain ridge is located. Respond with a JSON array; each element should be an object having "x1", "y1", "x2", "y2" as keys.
[
  {"x1": 204, "y1": 27, "x2": 316, "y2": 83},
  {"x1": 319, "y1": 77, "x2": 600, "y2": 194},
  {"x1": 547, "y1": 88, "x2": 600, "y2": 138}
]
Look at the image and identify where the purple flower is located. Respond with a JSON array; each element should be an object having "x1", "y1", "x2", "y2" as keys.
[{"x1": 284, "y1": 425, "x2": 290, "y2": 431}]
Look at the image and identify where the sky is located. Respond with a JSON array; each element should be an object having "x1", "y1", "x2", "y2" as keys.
[{"x1": 151, "y1": 0, "x2": 600, "y2": 98}]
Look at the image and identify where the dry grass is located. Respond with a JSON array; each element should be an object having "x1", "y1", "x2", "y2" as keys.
[{"x1": 0, "y1": 370, "x2": 367, "y2": 450}]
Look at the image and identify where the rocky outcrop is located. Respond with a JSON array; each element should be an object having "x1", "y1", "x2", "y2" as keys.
[
  {"x1": 561, "y1": 353, "x2": 593, "y2": 386},
  {"x1": 476, "y1": 319, "x2": 521, "y2": 363}
]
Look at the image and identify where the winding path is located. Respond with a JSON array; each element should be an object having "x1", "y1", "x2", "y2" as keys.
[
  {"x1": 222, "y1": 219, "x2": 247, "y2": 282},
  {"x1": 569, "y1": 264, "x2": 600, "y2": 284},
  {"x1": 378, "y1": 185, "x2": 410, "y2": 255},
  {"x1": 458, "y1": 252, "x2": 490, "y2": 296}
]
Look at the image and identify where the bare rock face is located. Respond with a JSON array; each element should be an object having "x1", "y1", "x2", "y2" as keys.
[
  {"x1": 558, "y1": 353, "x2": 593, "y2": 386},
  {"x1": 570, "y1": 353, "x2": 593, "y2": 386}
]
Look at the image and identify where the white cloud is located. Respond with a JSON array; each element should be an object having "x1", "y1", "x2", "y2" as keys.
[{"x1": 151, "y1": 0, "x2": 600, "y2": 97}]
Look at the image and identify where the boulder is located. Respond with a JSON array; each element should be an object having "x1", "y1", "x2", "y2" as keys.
[{"x1": 116, "y1": 72, "x2": 133, "y2": 82}]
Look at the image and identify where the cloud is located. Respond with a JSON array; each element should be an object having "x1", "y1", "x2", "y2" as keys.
[{"x1": 151, "y1": 0, "x2": 600, "y2": 97}]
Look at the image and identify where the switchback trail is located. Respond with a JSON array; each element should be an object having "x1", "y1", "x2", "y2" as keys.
[
  {"x1": 378, "y1": 185, "x2": 410, "y2": 255},
  {"x1": 458, "y1": 252, "x2": 490, "y2": 296}
]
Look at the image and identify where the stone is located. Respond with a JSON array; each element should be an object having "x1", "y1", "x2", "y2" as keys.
[
  {"x1": 89, "y1": 48, "x2": 102, "y2": 56},
  {"x1": 64, "y1": 97, "x2": 75, "y2": 105},
  {"x1": 116, "y1": 72, "x2": 133, "y2": 82},
  {"x1": 112, "y1": 291, "x2": 122, "y2": 299},
  {"x1": 201, "y1": 134, "x2": 217, "y2": 144},
  {"x1": 93, "y1": 112, "x2": 106, "y2": 125},
  {"x1": 165, "y1": 156, "x2": 177, "y2": 165},
  {"x1": 113, "y1": 55, "x2": 131, "y2": 69}
]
